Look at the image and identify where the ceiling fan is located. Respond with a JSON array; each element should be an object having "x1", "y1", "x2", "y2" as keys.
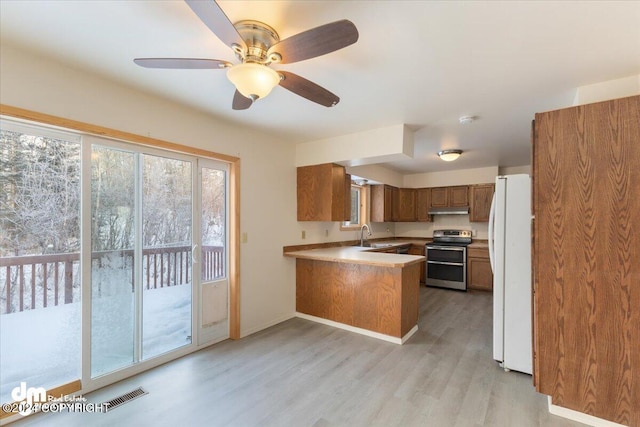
[{"x1": 134, "y1": 0, "x2": 359, "y2": 110}]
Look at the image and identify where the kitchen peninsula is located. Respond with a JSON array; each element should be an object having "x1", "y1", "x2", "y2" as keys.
[{"x1": 284, "y1": 245, "x2": 424, "y2": 344}]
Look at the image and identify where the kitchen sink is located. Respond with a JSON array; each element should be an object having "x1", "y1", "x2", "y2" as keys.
[
  {"x1": 353, "y1": 242, "x2": 398, "y2": 249},
  {"x1": 370, "y1": 243, "x2": 395, "y2": 248}
]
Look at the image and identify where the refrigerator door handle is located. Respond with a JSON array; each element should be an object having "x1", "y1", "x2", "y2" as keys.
[{"x1": 488, "y1": 192, "x2": 496, "y2": 273}]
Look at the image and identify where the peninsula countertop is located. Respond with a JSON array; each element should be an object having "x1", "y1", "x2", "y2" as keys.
[{"x1": 284, "y1": 244, "x2": 424, "y2": 268}]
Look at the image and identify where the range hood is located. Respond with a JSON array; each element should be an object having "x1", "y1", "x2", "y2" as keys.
[{"x1": 428, "y1": 206, "x2": 469, "y2": 215}]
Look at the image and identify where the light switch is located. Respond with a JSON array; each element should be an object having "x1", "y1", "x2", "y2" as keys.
[
  {"x1": 241, "y1": 232, "x2": 248, "y2": 243},
  {"x1": 301, "y1": 230, "x2": 306, "y2": 239}
]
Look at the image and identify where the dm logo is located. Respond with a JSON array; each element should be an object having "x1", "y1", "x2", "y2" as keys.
[{"x1": 11, "y1": 382, "x2": 47, "y2": 416}]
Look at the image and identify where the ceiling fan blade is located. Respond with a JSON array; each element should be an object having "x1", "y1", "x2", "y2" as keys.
[
  {"x1": 185, "y1": 0, "x2": 246, "y2": 51},
  {"x1": 268, "y1": 20, "x2": 358, "y2": 64},
  {"x1": 278, "y1": 71, "x2": 339, "y2": 107},
  {"x1": 232, "y1": 90, "x2": 253, "y2": 110},
  {"x1": 134, "y1": 58, "x2": 231, "y2": 69}
]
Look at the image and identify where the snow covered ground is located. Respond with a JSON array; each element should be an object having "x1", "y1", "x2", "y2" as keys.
[{"x1": 0, "y1": 284, "x2": 191, "y2": 403}]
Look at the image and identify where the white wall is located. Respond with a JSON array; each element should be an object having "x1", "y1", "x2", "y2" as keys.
[
  {"x1": 293, "y1": 221, "x2": 395, "y2": 245},
  {"x1": 346, "y1": 164, "x2": 404, "y2": 188},
  {"x1": 573, "y1": 74, "x2": 640, "y2": 105},
  {"x1": 394, "y1": 216, "x2": 489, "y2": 239},
  {"x1": 499, "y1": 165, "x2": 531, "y2": 175},
  {"x1": 0, "y1": 43, "x2": 298, "y2": 337},
  {"x1": 296, "y1": 124, "x2": 414, "y2": 167}
]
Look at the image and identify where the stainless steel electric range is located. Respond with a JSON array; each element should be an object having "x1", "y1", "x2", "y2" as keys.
[{"x1": 425, "y1": 229, "x2": 472, "y2": 291}]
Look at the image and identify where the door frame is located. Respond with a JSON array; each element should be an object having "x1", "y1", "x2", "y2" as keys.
[{"x1": 0, "y1": 104, "x2": 241, "y2": 398}]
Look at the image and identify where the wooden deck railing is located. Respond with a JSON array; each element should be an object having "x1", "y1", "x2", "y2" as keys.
[{"x1": 0, "y1": 245, "x2": 224, "y2": 314}]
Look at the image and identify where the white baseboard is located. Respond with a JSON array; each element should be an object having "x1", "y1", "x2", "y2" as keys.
[
  {"x1": 548, "y1": 396, "x2": 629, "y2": 427},
  {"x1": 240, "y1": 312, "x2": 296, "y2": 338},
  {"x1": 295, "y1": 312, "x2": 418, "y2": 345}
]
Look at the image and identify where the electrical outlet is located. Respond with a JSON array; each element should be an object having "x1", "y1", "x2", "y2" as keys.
[
  {"x1": 325, "y1": 229, "x2": 329, "y2": 237},
  {"x1": 471, "y1": 229, "x2": 477, "y2": 237},
  {"x1": 301, "y1": 230, "x2": 306, "y2": 239}
]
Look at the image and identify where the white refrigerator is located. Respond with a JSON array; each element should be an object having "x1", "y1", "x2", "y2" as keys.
[{"x1": 488, "y1": 174, "x2": 532, "y2": 375}]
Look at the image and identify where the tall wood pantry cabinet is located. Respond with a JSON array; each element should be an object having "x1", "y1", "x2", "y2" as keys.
[{"x1": 533, "y1": 95, "x2": 639, "y2": 427}]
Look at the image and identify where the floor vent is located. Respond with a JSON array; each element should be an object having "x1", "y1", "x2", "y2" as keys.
[{"x1": 102, "y1": 387, "x2": 148, "y2": 412}]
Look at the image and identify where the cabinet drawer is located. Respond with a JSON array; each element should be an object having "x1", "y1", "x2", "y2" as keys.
[{"x1": 467, "y1": 246, "x2": 489, "y2": 259}]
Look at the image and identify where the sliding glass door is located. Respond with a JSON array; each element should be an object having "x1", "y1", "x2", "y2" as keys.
[
  {"x1": 0, "y1": 121, "x2": 82, "y2": 403},
  {"x1": 1, "y1": 116, "x2": 231, "y2": 400},
  {"x1": 90, "y1": 146, "x2": 195, "y2": 378},
  {"x1": 90, "y1": 146, "x2": 136, "y2": 377},
  {"x1": 141, "y1": 154, "x2": 193, "y2": 359}
]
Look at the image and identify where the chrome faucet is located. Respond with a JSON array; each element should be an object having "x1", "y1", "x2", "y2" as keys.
[{"x1": 360, "y1": 223, "x2": 372, "y2": 247}]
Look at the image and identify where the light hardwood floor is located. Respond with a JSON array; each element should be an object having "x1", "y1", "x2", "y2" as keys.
[{"x1": 13, "y1": 287, "x2": 584, "y2": 427}]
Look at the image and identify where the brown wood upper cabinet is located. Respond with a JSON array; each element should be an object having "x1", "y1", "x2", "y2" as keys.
[
  {"x1": 397, "y1": 188, "x2": 416, "y2": 222},
  {"x1": 297, "y1": 163, "x2": 350, "y2": 221},
  {"x1": 372, "y1": 183, "x2": 492, "y2": 223},
  {"x1": 370, "y1": 184, "x2": 396, "y2": 222},
  {"x1": 469, "y1": 183, "x2": 495, "y2": 222},
  {"x1": 429, "y1": 185, "x2": 469, "y2": 208},
  {"x1": 415, "y1": 188, "x2": 432, "y2": 222},
  {"x1": 371, "y1": 186, "x2": 416, "y2": 222}
]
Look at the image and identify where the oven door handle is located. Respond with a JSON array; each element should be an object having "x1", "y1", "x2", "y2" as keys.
[
  {"x1": 426, "y1": 245, "x2": 465, "y2": 251},
  {"x1": 427, "y1": 260, "x2": 465, "y2": 267}
]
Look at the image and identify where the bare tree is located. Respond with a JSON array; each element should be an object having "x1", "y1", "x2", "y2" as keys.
[{"x1": 1, "y1": 130, "x2": 80, "y2": 256}]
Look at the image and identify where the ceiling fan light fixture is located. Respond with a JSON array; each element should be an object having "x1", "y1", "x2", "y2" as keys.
[
  {"x1": 227, "y1": 63, "x2": 280, "y2": 100},
  {"x1": 438, "y1": 149, "x2": 463, "y2": 161}
]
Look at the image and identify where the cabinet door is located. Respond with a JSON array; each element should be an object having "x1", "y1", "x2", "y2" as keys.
[
  {"x1": 430, "y1": 187, "x2": 448, "y2": 207},
  {"x1": 416, "y1": 188, "x2": 432, "y2": 222},
  {"x1": 344, "y1": 174, "x2": 351, "y2": 221},
  {"x1": 330, "y1": 165, "x2": 348, "y2": 221},
  {"x1": 534, "y1": 95, "x2": 640, "y2": 424},
  {"x1": 467, "y1": 257, "x2": 493, "y2": 291},
  {"x1": 370, "y1": 185, "x2": 384, "y2": 222},
  {"x1": 370, "y1": 185, "x2": 394, "y2": 222},
  {"x1": 469, "y1": 184, "x2": 494, "y2": 222},
  {"x1": 297, "y1": 163, "x2": 348, "y2": 221},
  {"x1": 397, "y1": 188, "x2": 416, "y2": 221},
  {"x1": 467, "y1": 246, "x2": 493, "y2": 291},
  {"x1": 449, "y1": 185, "x2": 469, "y2": 207},
  {"x1": 390, "y1": 186, "x2": 400, "y2": 222}
]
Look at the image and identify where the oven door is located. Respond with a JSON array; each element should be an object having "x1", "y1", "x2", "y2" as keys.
[{"x1": 426, "y1": 245, "x2": 466, "y2": 291}]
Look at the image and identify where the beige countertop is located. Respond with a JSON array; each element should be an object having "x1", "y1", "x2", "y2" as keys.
[{"x1": 284, "y1": 244, "x2": 424, "y2": 268}]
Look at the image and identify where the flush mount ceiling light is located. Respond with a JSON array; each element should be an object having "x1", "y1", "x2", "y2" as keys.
[
  {"x1": 226, "y1": 63, "x2": 281, "y2": 101},
  {"x1": 438, "y1": 149, "x2": 463, "y2": 161},
  {"x1": 459, "y1": 115, "x2": 476, "y2": 125}
]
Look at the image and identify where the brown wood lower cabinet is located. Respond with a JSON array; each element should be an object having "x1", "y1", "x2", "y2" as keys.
[
  {"x1": 467, "y1": 246, "x2": 492, "y2": 291},
  {"x1": 296, "y1": 258, "x2": 420, "y2": 338}
]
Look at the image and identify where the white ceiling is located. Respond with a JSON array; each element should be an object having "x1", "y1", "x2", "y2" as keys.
[{"x1": 1, "y1": 1, "x2": 639, "y2": 173}]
